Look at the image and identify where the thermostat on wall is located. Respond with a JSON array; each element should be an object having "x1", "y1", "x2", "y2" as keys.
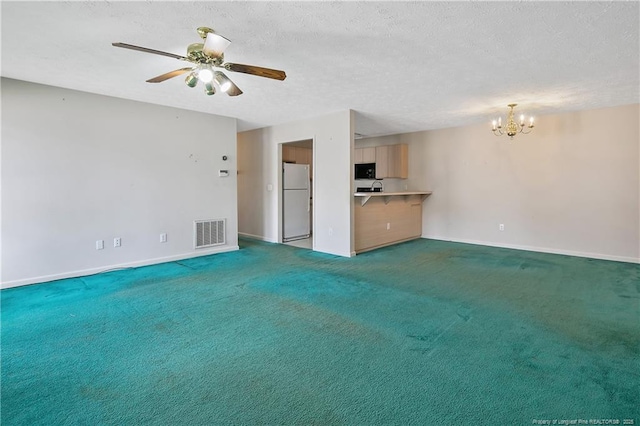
[{"x1": 218, "y1": 170, "x2": 229, "y2": 177}]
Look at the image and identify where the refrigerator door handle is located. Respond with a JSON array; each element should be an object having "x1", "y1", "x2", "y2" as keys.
[{"x1": 306, "y1": 165, "x2": 310, "y2": 212}]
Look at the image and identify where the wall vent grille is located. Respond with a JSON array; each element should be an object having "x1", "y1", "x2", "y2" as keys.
[{"x1": 194, "y1": 219, "x2": 226, "y2": 249}]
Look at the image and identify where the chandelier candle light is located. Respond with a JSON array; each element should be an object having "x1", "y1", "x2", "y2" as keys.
[{"x1": 491, "y1": 104, "x2": 534, "y2": 139}]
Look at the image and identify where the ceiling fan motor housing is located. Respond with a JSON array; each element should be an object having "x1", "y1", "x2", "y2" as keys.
[{"x1": 187, "y1": 43, "x2": 223, "y2": 65}]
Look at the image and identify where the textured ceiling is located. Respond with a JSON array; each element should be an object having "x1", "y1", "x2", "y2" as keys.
[{"x1": 2, "y1": 1, "x2": 638, "y2": 137}]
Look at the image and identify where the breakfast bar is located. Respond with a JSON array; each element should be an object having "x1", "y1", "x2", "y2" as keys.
[{"x1": 353, "y1": 191, "x2": 432, "y2": 253}]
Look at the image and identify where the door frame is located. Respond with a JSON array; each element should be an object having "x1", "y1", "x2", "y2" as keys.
[{"x1": 279, "y1": 139, "x2": 315, "y2": 248}]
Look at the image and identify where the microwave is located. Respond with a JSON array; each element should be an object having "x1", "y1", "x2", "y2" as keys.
[{"x1": 355, "y1": 163, "x2": 376, "y2": 180}]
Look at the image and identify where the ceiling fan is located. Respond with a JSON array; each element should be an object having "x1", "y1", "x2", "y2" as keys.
[{"x1": 112, "y1": 27, "x2": 286, "y2": 96}]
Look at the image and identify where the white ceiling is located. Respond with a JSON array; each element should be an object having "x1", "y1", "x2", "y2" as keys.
[{"x1": 2, "y1": 1, "x2": 638, "y2": 137}]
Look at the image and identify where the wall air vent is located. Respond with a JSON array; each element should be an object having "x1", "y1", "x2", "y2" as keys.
[{"x1": 194, "y1": 219, "x2": 226, "y2": 249}]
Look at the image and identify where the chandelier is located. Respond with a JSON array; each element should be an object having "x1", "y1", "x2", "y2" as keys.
[{"x1": 491, "y1": 104, "x2": 534, "y2": 139}]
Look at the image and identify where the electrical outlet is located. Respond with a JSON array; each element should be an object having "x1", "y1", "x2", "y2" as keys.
[
  {"x1": 96, "y1": 240, "x2": 104, "y2": 250},
  {"x1": 329, "y1": 227, "x2": 333, "y2": 236},
  {"x1": 387, "y1": 222, "x2": 391, "y2": 230},
  {"x1": 114, "y1": 237, "x2": 121, "y2": 247},
  {"x1": 160, "y1": 233, "x2": 167, "y2": 243},
  {"x1": 499, "y1": 224, "x2": 505, "y2": 231}
]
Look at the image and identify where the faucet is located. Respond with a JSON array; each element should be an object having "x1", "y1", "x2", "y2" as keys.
[{"x1": 370, "y1": 180, "x2": 383, "y2": 192}]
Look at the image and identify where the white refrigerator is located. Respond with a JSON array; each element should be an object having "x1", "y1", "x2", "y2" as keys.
[{"x1": 283, "y1": 163, "x2": 311, "y2": 242}]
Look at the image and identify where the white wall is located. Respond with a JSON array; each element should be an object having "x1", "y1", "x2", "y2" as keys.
[
  {"x1": 1, "y1": 78, "x2": 239, "y2": 287},
  {"x1": 237, "y1": 110, "x2": 354, "y2": 257},
  {"x1": 400, "y1": 103, "x2": 640, "y2": 263}
]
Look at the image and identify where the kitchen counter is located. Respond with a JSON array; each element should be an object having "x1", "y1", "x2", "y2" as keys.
[
  {"x1": 353, "y1": 190, "x2": 432, "y2": 254},
  {"x1": 353, "y1": 191, "x2": 432, "y2": 206}
]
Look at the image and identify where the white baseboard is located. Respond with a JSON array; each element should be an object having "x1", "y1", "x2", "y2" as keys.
[
  {"x1": 1, "y1": 245, "x2": 240, "y2": 289},
  {"x1": 422, "y1": 235, "x2": 640, "y2": 264},
  {"x1": 238, "y1": 232, "x2": 278, "y2": 243}
]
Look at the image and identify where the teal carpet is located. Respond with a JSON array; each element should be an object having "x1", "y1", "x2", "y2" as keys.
[{"x1": 2, "y1": 238, "x2": 639, "y2": 425}]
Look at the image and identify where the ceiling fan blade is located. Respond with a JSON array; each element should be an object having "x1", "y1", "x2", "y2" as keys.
[
  {"x1": 214, "y1": 71, "x2": 243, "y2": 96},
  {"x1": 112, "y1": 42, "x2": 187, "y2": 61},
  {"x1": 223, "y1": 63, "x2": 286, "y2": 81},
  {"x1": 203, "y1": 32, "x2": 231, "y2": 59},
  {"x1": 146, "y1": 67, "x2": 194, "y2": 83}
]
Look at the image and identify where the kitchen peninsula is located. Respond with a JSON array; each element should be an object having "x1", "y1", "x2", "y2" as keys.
[{"x1": 354, "y1": 191, "x2": 432, "y2": 253}]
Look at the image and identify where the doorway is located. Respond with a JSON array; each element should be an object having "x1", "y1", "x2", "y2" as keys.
[{"x1": 282, "y1": 139, "x2": 313, "y2": 249}]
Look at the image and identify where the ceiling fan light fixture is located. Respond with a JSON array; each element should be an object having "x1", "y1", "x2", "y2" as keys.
[
  {"x1": 220, "y1": 81, "x2": 231, "y2": 92},
  {"x1": 198, "y1": 66, "x2": 214, "y2": 83},
  {"x1": 202, "y1": 31, "x2": 231, "y2": 58},
  {"x1": 214, "y1": 73, "x2": 231, "y2": 92},
  {"x1": 185, "y1": 71, "x2": 198, "y2": 87},
  {"x1": 204, "y1": 81, "x2": 216, "y2": 96}
]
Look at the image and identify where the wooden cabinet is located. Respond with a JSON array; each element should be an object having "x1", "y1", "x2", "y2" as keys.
[
  {"x1": 375, "y1": 144, "x2": 408, "y2": 179},
  {"x1": 388, "y1": 144, "x2": 408, "y2": 179},
  {"x1": 355, "y1": 147, "x2": 376, "y2": 164},
  {"x1": 375, "y1": 146, "x2": 388, "y2": 178},
  {"x1": 282, "y1": 145, "x2": 296, "y2": 163},
  {"x1": 296, "y1": 147, "x2": 312, "y2": 168},
  {"x1": 354, "y1": 194, "x2": 425, "y2": 253},
  {"x1": 283, "y1": 145, "x2": 312, "y2": 176}
]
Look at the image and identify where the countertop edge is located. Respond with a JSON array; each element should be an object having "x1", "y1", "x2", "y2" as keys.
[{"x1": 353, "y1": 191, "x2": 432, "y2": 197}]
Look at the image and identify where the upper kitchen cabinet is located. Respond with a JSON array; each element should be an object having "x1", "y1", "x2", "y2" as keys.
[
  {"x1": 354, "y1": 147, "x2": 376, "y2": 164},
  {"x1": 283, "y1": 145, "x2": 296, "y2": 163},
  {"x1": 283, "y1": 145, "x2": 313, "y2": 176},
  {"x1": 283, "y1": 146, "x2": 311, "y2": 165},
  {"x1": 296, "y1": 147, "x2": 312, "y2": 167},
  {"x1": 376, "y1": 144, "x2": 408, "y2": 179}
]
